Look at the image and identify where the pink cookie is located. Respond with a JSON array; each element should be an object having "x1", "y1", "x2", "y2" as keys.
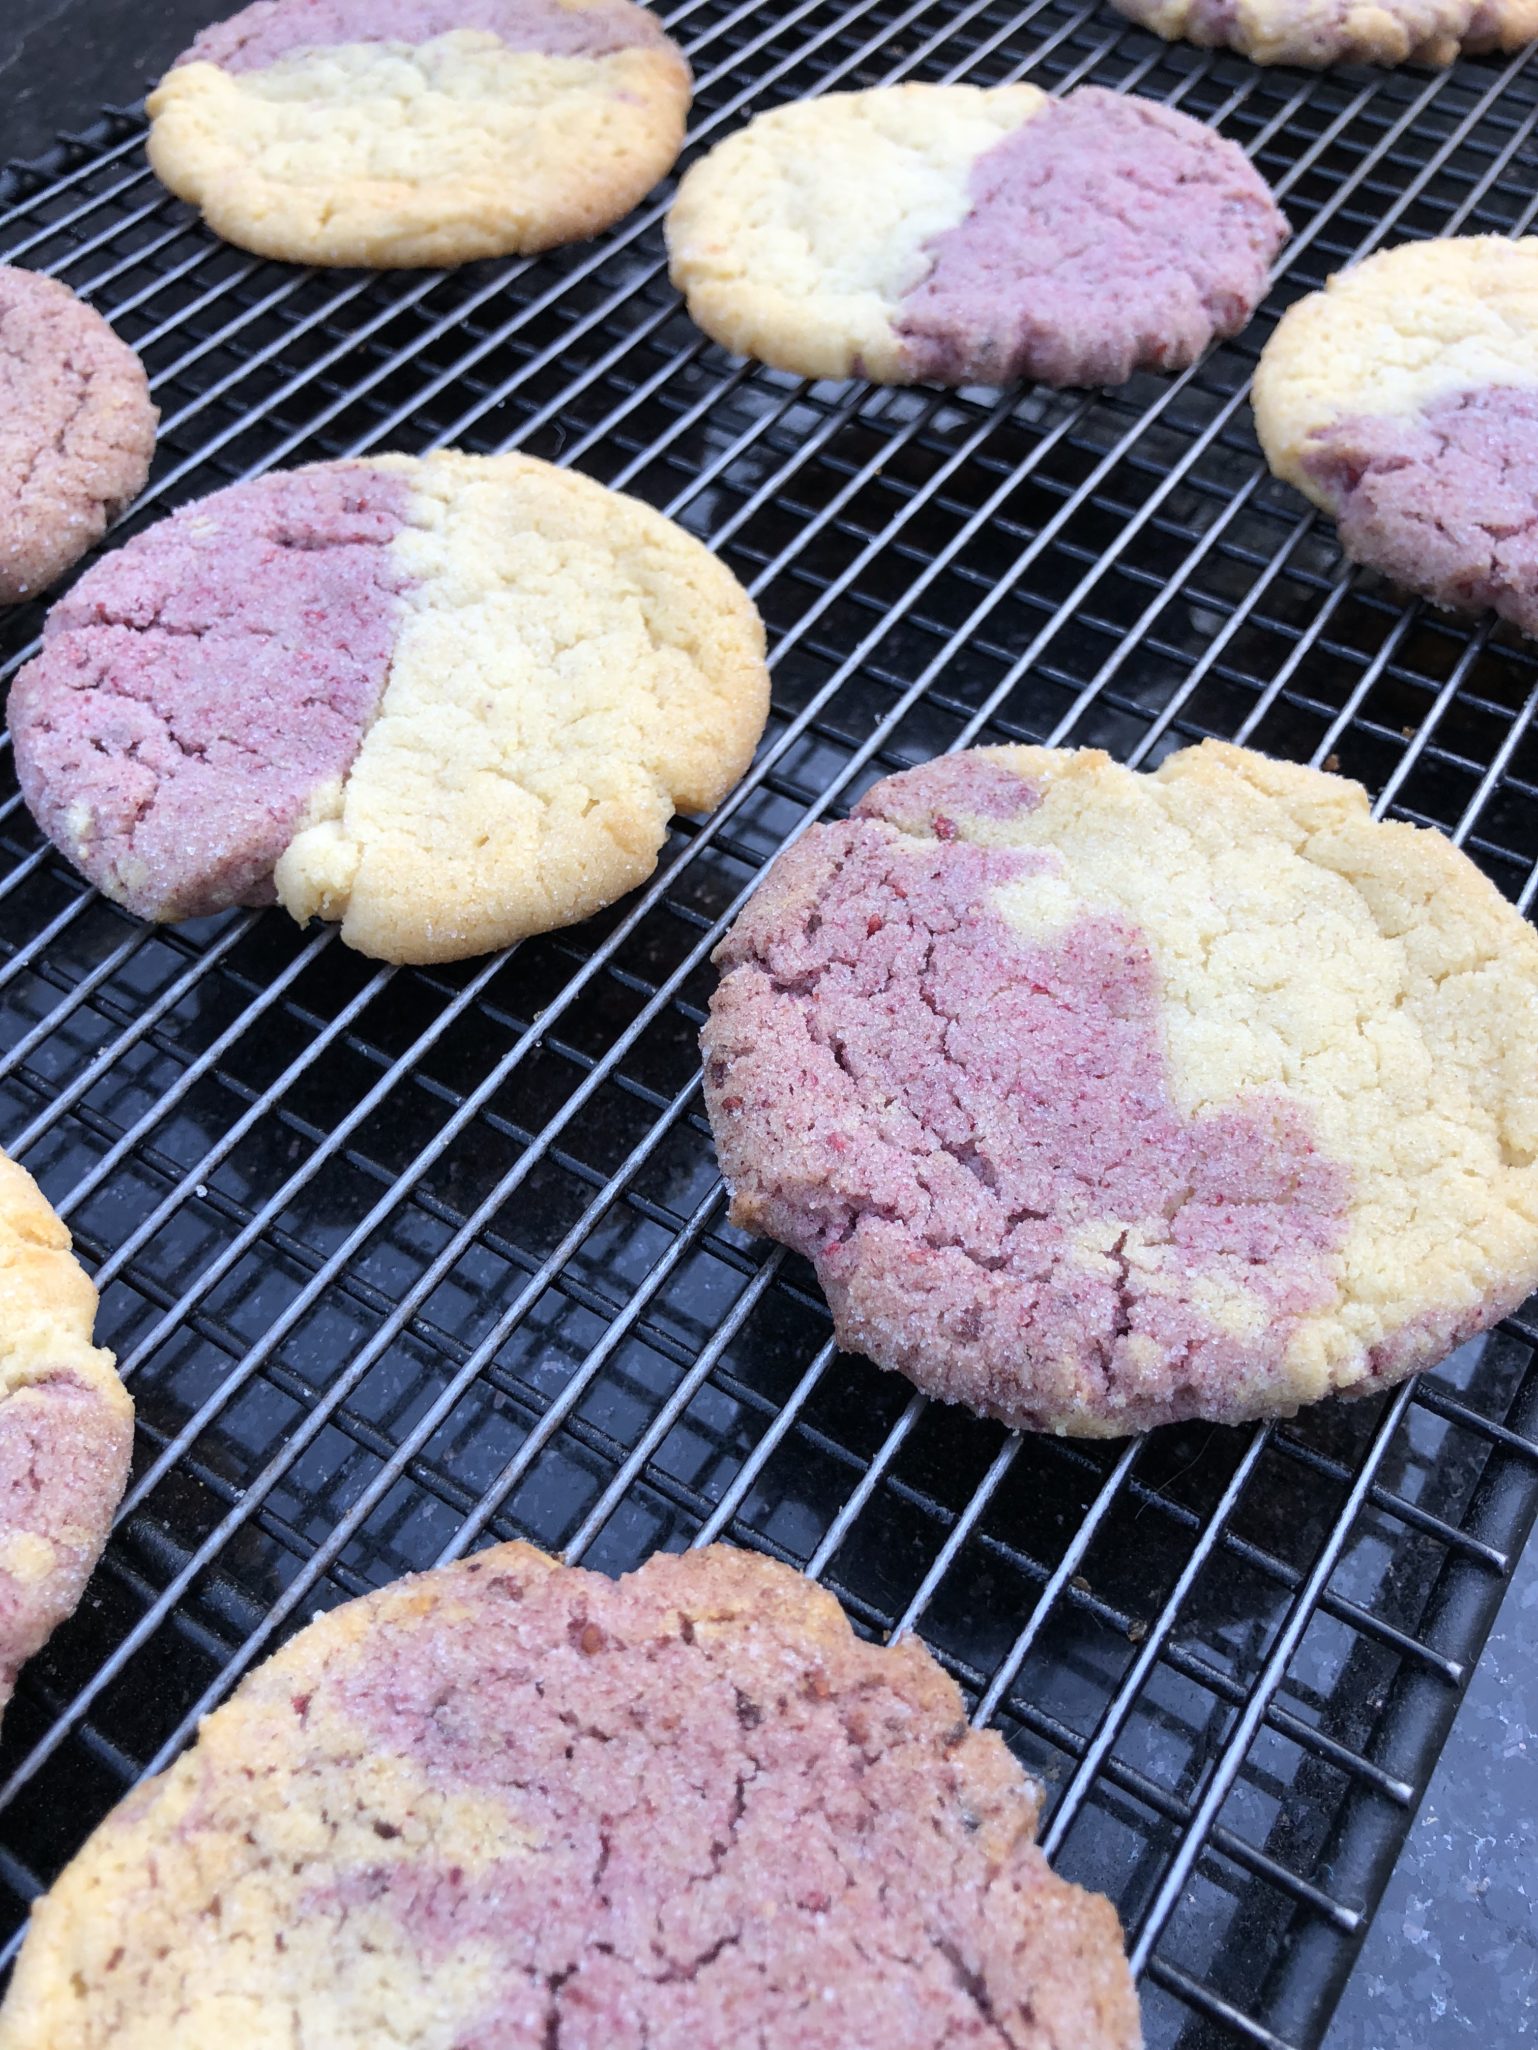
[{"x1": 0, "y1": 267, "x2": 156, "y2": 607}]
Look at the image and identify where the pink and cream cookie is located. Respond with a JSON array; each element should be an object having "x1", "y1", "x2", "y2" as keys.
[
  {"x1": 0, "y1": 267, "x2": 157, "y2": 607},
  {"x1": 9, "y1": 450, "x2": 769, "y2": 965},
  {"x1": 145, "y1": 0, "x2": 692, "y2": 267},
  {"x1": 1111, "y1": 0, "x2": 1538, "y2": 67},
  {"x1": 0, "y1": 1151, "x2": 133, "y2": 1727},
  {"x1": 702, "y1": 743, "x2": 1538, "y2": 1437},
  {"x1": 0, "y1": 1543, "x2": 1142, "y2": 2050},
  {"x1": 1255, "y1": 237, "x2": 1538, "y2": 638},
  {"x1": 666, "y1": 84, "x2": 1288, "y2": 388}
]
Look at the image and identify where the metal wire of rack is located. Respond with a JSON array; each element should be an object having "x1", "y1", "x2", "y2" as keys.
[{"x1": 2, "y1": 2, "x2": 1537, "y2": 2043}]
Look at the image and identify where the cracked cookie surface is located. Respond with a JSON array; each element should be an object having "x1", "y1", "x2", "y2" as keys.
[
  {"x1": 1254, "y1": 237, "x2": 1538, "y2": 638},
  {"x1": 10, "y1": 449, "x2": 769, "y2": 964},
  {"x1": 1110, "y1": 0, "x2": 1538, "y2": 66},
  {"x1": 702, "y1": 742, "x2": 1538, "y2": 1435},
  {"x1": 0, "y1": 1152, "x2": 133, "y2": 1727},
  {"x1": 0, "y1": 1542, "x2": 1141, "y2": 2050},
  {"x1": 666, "y1": 84, "x2": 1286, "y2": 387},
  {"x1": 0, "y1": 268, "x2": 157, "y2": 608},
  {"x1": 146, "y1": 0, "x2": 692, "y2": 267}
]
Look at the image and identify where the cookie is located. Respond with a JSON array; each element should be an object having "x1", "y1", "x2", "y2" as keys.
[
  {"x1": 10, "y1": 450, "x2": 769, "y2": 966},
  {"x1": 1254, "y1": 237, "x2": 1538, "y2": 638},
  {"x1": 145, "y1": 0, "x2": 692, "y2": 268},
  {"x1": 0, "y1": 268, "x2": 157, "y2": 608},
  {"x1": 0, "y1": 1152, "x2": 133, "y2": 1725},
  {"x1": 0, "y1": 1542, "x2": 1142, "y2": 2049},
  {"x1": 1112, "y1": 0, "x2": 1538, "y2": 65},
  {"x1": 702, "y1": 743, "x2": 1538, "y2": 1437},
  {"x1": 666, "y1": 84, "x2": 1287, "y2": 388}
]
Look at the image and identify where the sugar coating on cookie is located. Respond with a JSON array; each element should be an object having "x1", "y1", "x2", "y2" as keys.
[
  {"x1": 666, "y1": 84, "x2": 1286, "y2": 388},
  {"x1": 0, "y1": 268, "x2": 157, "y2": 607},
  {"x1": 0, "y1": 1543, "x2": 1140, "y2": 2050},
  {"x1": 1111, "y1": 0, "x2": 1538, "y2": 65},
  {"x1": 703, "y1": 743, "x2": 1538, "y2": 1437},
  {"x1": 0, "y1": 1153, "x2": 133, "y2": 1725},
  {"x1": 146, "y1": 0, "x2": 692, "y2": 267},
  {"x1": 1254, "y1": 237, "x2": 1538, "y2": 637},
  {"x1": 10, "y1": 450, "x2": 770, "y2": 964}
]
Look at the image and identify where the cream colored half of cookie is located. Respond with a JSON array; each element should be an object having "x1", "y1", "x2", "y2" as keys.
[
  {"x1": 273, "y1": 452, "x2": 768, "y2": 963},
  {"x1": 146, "y1": 30, "x2": 691, "y2": 267},
  {"x1": 666, "y1": 83, "x2": 1047, "y2": 382},
  {"x1": 1254, "y1": 236, "x2": 1538, "y2": 505},
  {"x1": 0, "y1": 1154, "x2": 121, "y2": 1409},
  {"x1": 956, "y1": 741, "x2": 1538, "y2": 1418}
]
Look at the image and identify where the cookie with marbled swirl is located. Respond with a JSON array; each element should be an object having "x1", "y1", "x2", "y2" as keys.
[
  {"x1": 703, "y1": 741, "x2": 1538, "y2": 1435},
  {"x1": 1111, "y1": 0, "x2": 1538, "y2": 69},
  {"x1": 0, "y1": 1151, "x2": 132, "y2": 1727},
  {"x1": 0, "y1": 1543, "x2": 1141, "y2": 2050}
]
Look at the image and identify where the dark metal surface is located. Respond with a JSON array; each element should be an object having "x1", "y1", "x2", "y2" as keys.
[{"x1": 2, "y1": 5, "x2": 1538, "y2": 2045}]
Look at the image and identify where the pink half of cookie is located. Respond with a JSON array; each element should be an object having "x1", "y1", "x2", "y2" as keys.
[
  {"x1": 177, "y1": 0, "x2": 673, "y2": 70},
  {"x1": 0, "y1": 1375, "x2": 134, "y2": 1717},
  {"x1": 895, "y1": 87, "x2": 1288, "y2": 389},
  {"x1": 703, "y1": 756, "x2": 1349, "y2": 1435},
  {"x1": 8, "y1": 464, "x2": 411, "y2": 921},
  {"x1": 1299, "y1": 384, "x2": 1538, "y2": 638}
]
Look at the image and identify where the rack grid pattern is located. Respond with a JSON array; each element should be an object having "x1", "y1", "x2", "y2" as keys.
[{"x1": 3, "y1": 3, "x2": 1538, "y2": 2044}]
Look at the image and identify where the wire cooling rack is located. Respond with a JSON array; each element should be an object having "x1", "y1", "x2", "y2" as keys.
[{"x1": 3, "y1": 2, "x2": 1538, "y2": 2043}]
